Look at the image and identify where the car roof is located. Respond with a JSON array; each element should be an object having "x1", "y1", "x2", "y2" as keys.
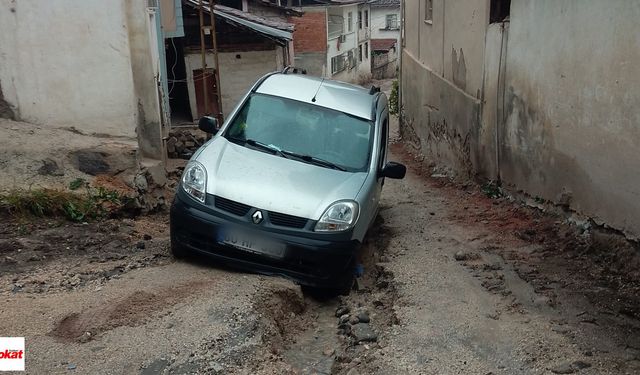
[{"x1": 255, "y1": 73, "x2": 377, "y2": 121}]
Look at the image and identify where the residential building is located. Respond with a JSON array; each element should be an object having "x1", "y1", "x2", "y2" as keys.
[
  {"x1": 401, "y1": 0, "x2": 640, "y2": 239},
  {"x1": 292, "y1": 0, "x2": 371, "y2": 83},
  {"x1": 368, "y1": 0, "x2": 400, "y2": 43},
  {"x1": 367, "y1": 0, "x2": 399, "y2": 78}
]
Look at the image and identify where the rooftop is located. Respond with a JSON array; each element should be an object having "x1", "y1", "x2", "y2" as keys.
[
  {"x1": 183, "y1": 0, "x2": 294, "y2": 41},
  {"x1": 371, "y1": 38, "x2": 397, "y2": 52},
  {"x1": 256, "y1": 73, "x2": 377, "y2": 120},
  {"x1": 367, "y1": 0, "x2": 400, "y2": 7}
]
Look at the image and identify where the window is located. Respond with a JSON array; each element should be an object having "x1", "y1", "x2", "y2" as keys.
[
  {"x1": 347, "y1": 49, "x2": 355, "y2": 68},
  {"x1": 347, "y1": 12, "x2": 353, "y2": 32},
  {"x1": 328, "y1": 14, "x2": 345, "y2": 39},
  {"x1": 331, "y1": 53, "x2": 347, "y2": 74},
  {"x1": 424, "y1": 0, "x2": 433, "y2": 23},
  {"x1": 359, "y1": 45, "x2": 363, "y2": 62},
  {"x1": 385, "y1": 14, "x2": 399, "y2": 30},
  {"x1": 490, "y1": 0, "x2": 511, "y2": 23},
  {"x1": 364, "y1": 10, "x2": 369, "y2": 27},
  {"x1": 364, "y1": 42, "x2": 368, "y2": 58},
  {"x1": 358, "y1": 11, "x2": 362, "y2": 29}
]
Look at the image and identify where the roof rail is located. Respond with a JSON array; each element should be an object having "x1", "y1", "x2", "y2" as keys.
[
  {"x1": 282, "y1": 66, "x2": 307, "y2": 75},
  {"x1": 369, "y1": 85, "x2": 381, "y2": 95}
]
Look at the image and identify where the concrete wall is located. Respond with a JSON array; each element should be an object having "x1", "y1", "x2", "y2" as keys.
[
  {"x1": 401, "y1": 0, "x2": 640, "y2": 238},
  {"x1": 401, "y1": 0, "x2": 486, "y2": 175},
  {"x1": 0, "y1": 0, "x2": 138, "y2": 137},
  {"x1": 442, "y1": 0, "x2": 488, "y2": 97},
  {"x1": 500, "y1": 0, "x2": 640, "y2": 238},
  {"x1": 184, "y1": 49, "x2": 281, "y2": 119},
  {"x1": 372, "y1": 48, "x2": 396, "y2": 79},
  {"x1": 402, "y1": 50, "x2": 481, "y2": 178}
]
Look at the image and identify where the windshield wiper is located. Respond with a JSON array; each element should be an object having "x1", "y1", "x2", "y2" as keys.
[
  {"x1": 227, "y1": 137, "x2": 287, "y2": 158},
  {"x1": 280, "y1": 150, "x2": 347, "y2": 171},
  {"x1": 246, "y1": 139, "x2": 288, "y2": 158}
]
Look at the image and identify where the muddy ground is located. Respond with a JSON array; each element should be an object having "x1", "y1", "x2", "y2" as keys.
[{"x1": 2, "y1": 97, "x2": 640, "y2": 373}]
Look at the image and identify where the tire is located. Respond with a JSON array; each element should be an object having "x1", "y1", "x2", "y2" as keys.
[
  {"x1": 170, "y1": 235, "x2": 189, "y2": 259},
  {"x1": 334, "y1": 274, "x2": 355, "y2": 296},
  {"x1": 329, "y1": 260, "x2": 356, "y2": 296}
]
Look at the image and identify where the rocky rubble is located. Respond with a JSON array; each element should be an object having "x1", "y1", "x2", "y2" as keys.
[{"x1": 166, "y1": 128, "x2": 207, "y2": 159}]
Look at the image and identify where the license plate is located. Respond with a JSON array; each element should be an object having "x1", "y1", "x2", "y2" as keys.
[{"x1": 216, "y1": 227, "x2": 285, "y2": 258}]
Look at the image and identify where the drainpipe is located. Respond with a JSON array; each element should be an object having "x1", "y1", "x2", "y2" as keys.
[
  {"x1": 208, "y1": 0, "x2": 223, "y2": 125},
  {"x1": 198, "y1": 0, "x2": 209, "y2": 117},
  {"x1": 398, "y1": 0, "x2": 404, "y2": 135}
]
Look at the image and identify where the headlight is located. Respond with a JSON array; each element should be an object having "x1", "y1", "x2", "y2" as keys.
[
  {"x1": 314, "y1": 200, "x2": 359, "y2": 232},
  {"x1": 181, "y1": 161, "x2": 207, "y2": 203}
]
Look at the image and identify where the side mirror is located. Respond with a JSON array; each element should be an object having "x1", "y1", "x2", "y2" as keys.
[
  {"x1": 198, "y1": 116, "x2": 218, "y2": 134},
  {"x1": 379, "y1": 161, "x2": 406, "y2": 179}
]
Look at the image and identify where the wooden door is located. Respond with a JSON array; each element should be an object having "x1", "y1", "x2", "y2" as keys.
[{"x1": 193, "y1": 68, "x2": 219, "y2": 118}]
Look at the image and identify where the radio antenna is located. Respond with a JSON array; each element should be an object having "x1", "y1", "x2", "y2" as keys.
[{"x1": 311, "y1": 78, "x2": 324, "y2": 102}]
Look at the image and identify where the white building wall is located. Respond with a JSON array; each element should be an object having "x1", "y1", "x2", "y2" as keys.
[
  {"x1": 327, "y1": 4, "x2": 360, "y2": 82},
  {"x1": 370, "y1": 6, "x2": 400, "y2": 44},
  {"x1": 184, "y1": 49, "x2": 282, "y2": 120},
  {"x1": 356, "y1": 4, "x2": 372, "y2": 79},
  {"x1": 0, "y1": 0, "x2": 139, "y2": 137}
]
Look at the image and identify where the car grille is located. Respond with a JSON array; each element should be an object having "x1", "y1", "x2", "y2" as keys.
[
  {"x1": 214, "y1": 196, "x2": 251, "y2": 217},
  {"x1": 213, "y1": 196, "x2": 309, "y2": 229},
  {"x1": 269, "y1": 211, "x2": 308, "y2": 229}
]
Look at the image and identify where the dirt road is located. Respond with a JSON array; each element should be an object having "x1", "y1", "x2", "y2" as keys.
[{"x1": 2, "y1": 117, "x2": 639, "y2": 373}]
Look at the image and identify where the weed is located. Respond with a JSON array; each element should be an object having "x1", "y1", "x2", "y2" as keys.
[
  {"x1": 0, "y1": 185, "x2": 133, "y2": 222},
  {"x1": 69, "y1": 178, "x2": 86, "y2": 191},
  {"x1": 481, "y1": 181, "x2": 503, "y2": 199},
  {"x1": 389, "y1": 80, "x2": 399, "y2": 116}
]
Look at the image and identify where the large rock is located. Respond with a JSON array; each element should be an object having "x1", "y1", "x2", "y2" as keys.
[
  {"x1": 350, "y1": 323, "x2": 378, "y2": 343},
  {"x1": 72, "y1": 150, "x2": 109, "y2": 175}
]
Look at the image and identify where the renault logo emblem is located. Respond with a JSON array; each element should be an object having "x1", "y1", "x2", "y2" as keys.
[{"x1": 252, "y1": 210, "x2": 263, "y2": 224}]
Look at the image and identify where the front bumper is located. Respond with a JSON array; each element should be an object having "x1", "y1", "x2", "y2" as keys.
[{"x1": 170, "y1": 191, "x2": 359, "y2": 288}]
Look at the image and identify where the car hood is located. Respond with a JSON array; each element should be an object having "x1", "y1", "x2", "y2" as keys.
[{"x1": 195, "y1": 137, "x2": 368, "y2": 220}]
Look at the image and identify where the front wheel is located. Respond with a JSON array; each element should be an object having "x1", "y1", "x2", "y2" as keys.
[
  {"x1": 329, "y1": 260, "x2": 356, "y2": 296},
  {"x1": 170, "y1": 235, "x2": 190, "y2": 259}
]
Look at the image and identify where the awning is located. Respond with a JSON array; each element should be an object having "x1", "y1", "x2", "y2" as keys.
[{"x1": 184, "y1": 0, "x2": 293, "y2": 42}]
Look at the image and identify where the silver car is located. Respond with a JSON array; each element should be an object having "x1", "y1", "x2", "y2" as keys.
[{"x1": 170, "y1": 69, "x2": 406, "y2": 294}]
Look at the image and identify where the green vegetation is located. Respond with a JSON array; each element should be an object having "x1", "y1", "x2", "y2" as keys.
[
  {"x1": 481, "y1": 181, "x2": 503, "y2": 199},
  {"x1": 389, "y1": 80, "x2": 399, "y2": 116},
  {"x1": 0, "y1": 184, "x2": 132, "y2": 222}
]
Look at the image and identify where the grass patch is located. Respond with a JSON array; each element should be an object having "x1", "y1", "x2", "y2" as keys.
[{"x1": 0, "y1": 186, "x2": 133, "y2": 222}]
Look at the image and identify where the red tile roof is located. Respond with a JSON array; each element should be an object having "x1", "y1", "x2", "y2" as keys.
[{"x1": 370, "y1": 38, "x2": 397, "y2": 52}]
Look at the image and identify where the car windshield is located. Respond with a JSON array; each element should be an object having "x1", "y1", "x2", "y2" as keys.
[{"x1": 223, "y1": 93, "x2": 373, "y2": 172}]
